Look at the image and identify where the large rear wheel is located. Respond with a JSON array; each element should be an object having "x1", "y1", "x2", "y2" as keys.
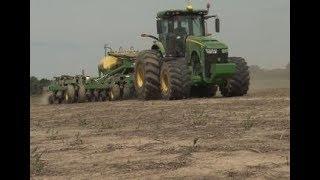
[
  {"x1": 219, "y1": 57, "x2": 250, "y2": 97},
  {"x1": 134, "y1": 50, "x2": 161, "y2": 100},
  {"x1": 180, "y1": 60, "x2": 192, "y2": 98}
]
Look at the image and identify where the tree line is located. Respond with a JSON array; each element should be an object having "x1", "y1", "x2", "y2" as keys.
[
  {"x1": 30, "y1": 76, "x2": 52, "y2": 95},
  {"x1": 249, "y1": 62, "x2": 290, "y2": 73},
  {"x1": 249, "y1": 63, "x2": 290, "y2": 79}
]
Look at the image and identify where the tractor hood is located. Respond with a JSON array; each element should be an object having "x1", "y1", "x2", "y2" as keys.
[{"x1": 186, "y1": 36, "x2": 228, "y2": 49}]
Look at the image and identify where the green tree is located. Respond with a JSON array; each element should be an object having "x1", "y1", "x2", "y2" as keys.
[
  {"x1": 30, "y1": 76, "x2": 39, "y2": 95},
  {"x1": 39, "y1": 78, "x2": 51, "y2": 88},
  {"x1": 30, "y1": 76, "x2": 52, "y2": 95}
]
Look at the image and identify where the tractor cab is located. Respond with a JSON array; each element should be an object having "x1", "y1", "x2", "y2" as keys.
[{"x1": 155, "y1": 6, "x2": 220, "y2": 57}]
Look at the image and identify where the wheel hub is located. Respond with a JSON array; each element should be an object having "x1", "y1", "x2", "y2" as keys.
[
  {"x1": 136, "y1": 65, "x2": 144, "y2": 88},
  {"x1": 160, "y1": 72, "x2": 169, "y2": 93}
]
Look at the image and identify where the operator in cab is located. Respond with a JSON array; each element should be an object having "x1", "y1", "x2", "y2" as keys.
[{"x1": 173, "y1": 17, "x2": 188, "y2": 56}]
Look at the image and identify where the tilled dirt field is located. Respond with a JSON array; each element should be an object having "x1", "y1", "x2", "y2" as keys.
[{"x1": 30, "y1": 85, "x2": 290, "y2": 179}]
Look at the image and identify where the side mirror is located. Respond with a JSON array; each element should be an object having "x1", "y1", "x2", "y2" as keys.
[
  {"x1": 156, "y1": 20, "x2": 162, "y2": 34},
  {"x1": 215, "y1": 18, "x2": 220, "y2": 33}
]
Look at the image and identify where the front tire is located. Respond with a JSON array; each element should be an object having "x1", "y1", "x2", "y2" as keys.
[
  {"x1": 134, "y1": 50, "x2": 161, "y2": 100},
  {"x1": 219, "y1": 57, "x2": 250, "y2": 97},
  {"x1": 160, "y1": 59, "x2": 191, "y2": 100}
]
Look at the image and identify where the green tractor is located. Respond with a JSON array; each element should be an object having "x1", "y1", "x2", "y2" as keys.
[{"x1": 134, "y1": 3, "x2": 250, "y2": 100}]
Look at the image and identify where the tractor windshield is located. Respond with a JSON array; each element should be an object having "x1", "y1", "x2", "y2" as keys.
[{"x1": 173, "y1": 15, "x2": 204, "y2": 36}]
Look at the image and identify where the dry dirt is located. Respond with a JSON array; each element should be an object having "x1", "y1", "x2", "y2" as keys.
[{"x1": 30, "y1": 79, "x2": 290, "y2": 179}]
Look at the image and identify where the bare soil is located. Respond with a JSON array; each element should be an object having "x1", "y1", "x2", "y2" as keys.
[{"x1": 30, "y1": 78, "x2": 290, "y2": 179}]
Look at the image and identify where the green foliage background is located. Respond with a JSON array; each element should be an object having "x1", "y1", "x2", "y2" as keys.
[{"x1": 30, "y1": 76, "x2": 52, "y2": 95}]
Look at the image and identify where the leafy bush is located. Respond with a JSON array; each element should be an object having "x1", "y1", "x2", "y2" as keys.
[{"x1": 30, "y1": 76, "x2": 52, "y2": 95}]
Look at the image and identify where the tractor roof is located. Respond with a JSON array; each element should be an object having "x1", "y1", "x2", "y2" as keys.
[{"x1": 157, "y1": 9, "x2": 208, "y2": 19}]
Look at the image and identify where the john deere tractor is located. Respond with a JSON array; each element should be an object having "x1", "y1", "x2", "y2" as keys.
[{"x1": 134, "y1": 3, "x2": 249, "y2": 100}]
